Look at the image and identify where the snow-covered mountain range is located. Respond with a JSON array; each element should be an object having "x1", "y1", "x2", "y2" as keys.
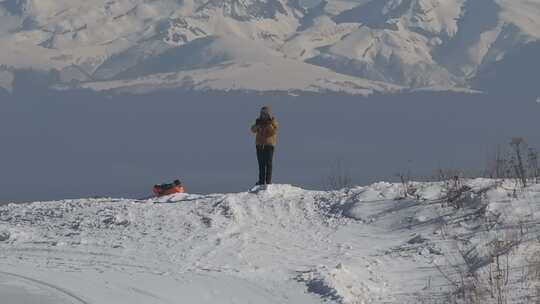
[{"x1": 1, "y1": 0, "x2": 539, "y2": 94}]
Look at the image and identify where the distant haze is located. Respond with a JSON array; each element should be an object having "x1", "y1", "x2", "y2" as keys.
[{"x1": 1, "y1": 85, "x2": 539, "y2": 203}]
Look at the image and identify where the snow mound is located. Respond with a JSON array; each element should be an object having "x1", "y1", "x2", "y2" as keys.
[
  {"x1": 296, "y1": 263, "x2": 387, "y2": 304},
  {"x1": 3, "y1": 180, "x2": 540, "y2": 303}
]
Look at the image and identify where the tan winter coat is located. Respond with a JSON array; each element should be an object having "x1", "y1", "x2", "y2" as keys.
[{"x1": 251, "y1": 118, "x2": 279, "y2": 146}]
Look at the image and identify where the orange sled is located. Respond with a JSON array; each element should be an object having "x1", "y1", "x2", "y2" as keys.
[{"x1": 153, "y1": 180, "x2": 185, "y2": 197}]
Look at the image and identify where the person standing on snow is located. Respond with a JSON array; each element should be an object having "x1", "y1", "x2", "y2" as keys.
[{"x1": 251, "y1": 106, "x2": 279, "y2": 186}]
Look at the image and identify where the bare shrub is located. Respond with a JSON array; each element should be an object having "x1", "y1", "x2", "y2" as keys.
[
  {"x1": 396, "y1": 170, "x2": 418, "y2": 199},
  {"x1": 487, "y1": 238, "x2": 518, "y2": 304},
  {"x1": 434, "y1": 230, "x2": 522, "y2": 304},
  {"x1": 510, "y1": 137, "x2": 528, "y2": 188},
  {"x1": 485, "y1": 146, "x2": 508, "y2": 179},
  {"x1": 324, "y1": 158, "x2": 352, "y2": 190},
  {"x1": 423, "y1": 168, "x2": 463, "y2": 183},
  {"x1": 485, "y1": 138, "x2": 539, "y2": 190},
  {"x1": 528, "y1": 148, "x2": 540, "y2": 184},
  {"x1": 525, "y1": 252, "x2": 540, "y2": 304},
  {"x1": 435, "y1": 173, "x2": 473, "y2": 209},
  {"x1": 435, "y1": 260, "x2": 484, "y2": 304}
]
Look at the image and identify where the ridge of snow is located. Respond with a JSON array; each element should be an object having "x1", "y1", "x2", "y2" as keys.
[
  {"x1": 3, "y1": 180, "x2": 540, "y2": 303},
  {"x1": 76, "y1": 59, "x2": 402, "y2": 96}
]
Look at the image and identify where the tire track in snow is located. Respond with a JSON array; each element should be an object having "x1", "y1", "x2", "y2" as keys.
[{"x1": 0, "y1": 270, "x2": 90, "y2": 304}]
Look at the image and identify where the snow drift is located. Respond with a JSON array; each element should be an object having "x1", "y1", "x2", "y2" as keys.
[{"x1": 2, "y1": 180, "x2": 540, "y2": 303}]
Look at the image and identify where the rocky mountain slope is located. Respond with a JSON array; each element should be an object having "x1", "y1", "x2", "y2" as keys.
[{"x1": 0, "y1": 0, "x2": 539, "y2": 94}]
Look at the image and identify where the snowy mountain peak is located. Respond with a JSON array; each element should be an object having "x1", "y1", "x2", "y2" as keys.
[
  {"x1": 195, "y1": 0, "x2": 290, "y2": 21},
  {"x1": 0, "y1": 0, "x2": 539, "y2": 94}
]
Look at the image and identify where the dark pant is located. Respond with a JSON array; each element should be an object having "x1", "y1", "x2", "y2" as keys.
[{"x1": 256, "y1": 145, "x2": 274, "y2": 185}]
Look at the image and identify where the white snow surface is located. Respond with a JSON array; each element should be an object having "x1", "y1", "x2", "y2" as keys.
[
  {"x1": 3, "y1": 180, "x2": 540, "y2": 303},
  {"x1": 1, "y1": 0, "x2": 540, "y2": 93}
]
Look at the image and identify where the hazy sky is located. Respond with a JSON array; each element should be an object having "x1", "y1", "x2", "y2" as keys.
[{"x1": 1, "y1": 87, "x2": 539, "y2": 203}]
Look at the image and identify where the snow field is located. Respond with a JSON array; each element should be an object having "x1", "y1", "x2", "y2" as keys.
[{"x1": 2, "y1": 181, "x2": 540, "y2": 303}]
